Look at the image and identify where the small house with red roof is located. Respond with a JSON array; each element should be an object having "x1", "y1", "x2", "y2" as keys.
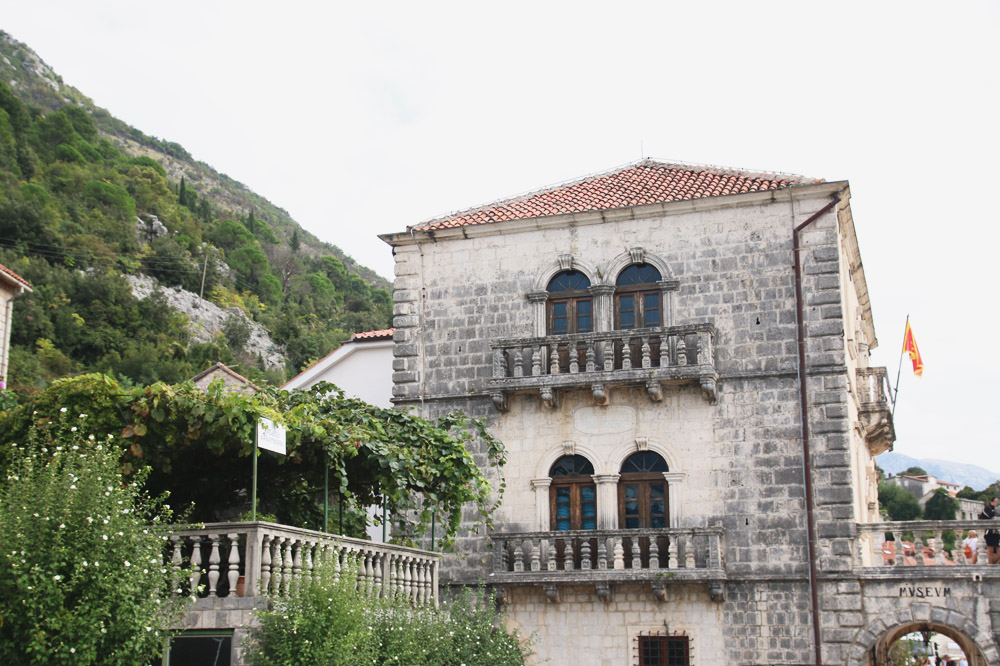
[{"x1": 0, "y1": 263, "x2": 32, "y2": 388}]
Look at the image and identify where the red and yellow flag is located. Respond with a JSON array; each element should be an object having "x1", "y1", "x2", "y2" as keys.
[{"x1": 902, "y1": 321, "x2": 923, "y2": 377}]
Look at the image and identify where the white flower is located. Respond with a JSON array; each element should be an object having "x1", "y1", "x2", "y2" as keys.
[
  {"x1": 79, "y1": 414, "x2": 85, "y2": 419},
  {"x1": 70, "y1": 427, "x2": 77, "y2": 432},
  {"x1": 124, "y1": 561, "x2": 131, "y2": 567},
  {"x1": 53, "y1": 574, "x2": 62, "y2": 581},
  {"x1": 102, "y1": 535, "x2": 108, "y2": 540},
  {"x1": 70, "y1": 648, "x2": 75, "y2": 654},
  {"x1": 60, "y1": 407, "x2": 67, "y2": 413},
  {"x1": 59, "y1": 523, "x2": 65, "y2": 529}
]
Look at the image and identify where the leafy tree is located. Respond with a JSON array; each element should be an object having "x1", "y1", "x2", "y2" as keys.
[
  {"x1": 0, "y1": 411, "x2": 189, "y2": 664},
  {"x1": 208, "y1": 218, "x2": 253, "y2": 252},
  {"x1": 0, "y1": 375, "x2": 507, "y2": 549},
  {"x1": 901, "y1": 466, "x2": 927, "y2": 477},
  {"x1": 222, "y1": 311, "x2": 252, "y2": 353},
  {"x1": 228, "y1": 245, "x2": 268, "y2": 282},
  {"x1": 923, "y1": 487, "x2": 959, "y2": 521},
  {"x1": 878, "y1": 482, "x2": 923, "y2": 521}
]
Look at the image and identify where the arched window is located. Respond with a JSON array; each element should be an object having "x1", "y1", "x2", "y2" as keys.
[
  {"x1": 615, "y1": 263, "x2": 662, "y2": 330},
  {"x1": 549, "y1": 455, "x2": 596, "y2": 531},
  {"x1": 547, "y1": 270, "x2": 592, "y2": 335},
  {"x1": 618, "y1": 451, "x2": 668, "y2": 529}
]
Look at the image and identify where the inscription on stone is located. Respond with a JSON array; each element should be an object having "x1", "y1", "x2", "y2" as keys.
[
  {"x1": 574, "y1": 405, "x2": 636, "y2": 434},
  {"x1": 898, "y1": 586, "x2": 951, "y2": 598}
]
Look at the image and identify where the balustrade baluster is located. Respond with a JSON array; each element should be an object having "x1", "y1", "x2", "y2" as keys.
[
  {"x1": 586, "y1": 341, "x2": 596, "y2": 372},
  {"x1": 630, "y1": 538, "x2": 641, "y2": 569},
  {"x1": 641, "y1": 336, "x2": 651, "y2": 368},
  {"x1": 291, "y1": 540, "x2": 304, "y2": 592},
  {"x1": 281, "y1": 539, "x2": 294, "y2": 596},
  {"x1": 668, "y1": 536, "x2": 678, "y2": 569},
  {"x1": 597, "y1": 537, "x2": 608, "y2": 570},
  {"x1": 420, "y1": 561, "x2": 430, "y2": 605},
  {"x1": 403, "y1": 557, "x2": 413, "y2": 600},
  {"x1": 170, "y1": 536, "x2": 183, "y2": 594},
  {"x1": 495, "y1": 540, "x2": 507, "y2": 572},
  {"x1": 227, "y1": 533, "x2": 240, "y2": 597},
  {"x1": 333, "y1": 544, "x2": 342, "y2": 583},
  {"x1": 529, "y1": 539, "x2": 540, "y2": 572},
  {"x1": 649, "y1": 537, "x2": 659, "y2": 569},
  {"x1": 603, "y1": 340, "x2": 613, "y2": 371},
  {"x1": 189, "y1": 536, "x2": 203, "y2": 596},
  {"x1": 613, "y1": 537, "x2": 625, "y2": 570},
  {"x1": 581, "y1": 539, "x2": 592, "y2": 570},
  {"x1": 563, "y1": 537, "x2": 575, "y2": 571},
  {"x1": 493, "y1": 349, "x2": 506, "y2": 378},
  {"x1": 622, "y1": 337, "x2": 633, "y2": 370},
  {"x1": 543, "y1": 539, "x2": 555, "y2": 571},
  {"x1": 531, "y1": 347, "x2": 541, "y2": 376},
  {"x1": 513, "y1": 541, "x2": 524, "y2": 572},
  {"x1": 569, "y1": 343, "x2": 579, "y2": 373},
  {"x1": 302, "y1": 541, "x2": 314, "y2": 586},
  {"x1": 260, "y1": 535, "x2": 272, "y2": 594},
  {"x1": 512, "y1": 348, "x2": 523, "y2": 377},
  {"x1": 893, "y1": 531, "x2": 905, "y2": 566},
  {"x1": 550, "y1": 344, "x2": 561, "y2": 374},
  {"x1": 365, "y1": 551, "x2": 375, "y2": 595},
  {"x1": 934, "y1": 531, "x2": 946, "y2": 566},
  {"x1": 684, "y1": 536, "x2": 695, "y2": 569},
  {"x1": 677, "y1": 337, "x2": 688, "y2": 366},
  {"x1": 653, "y1": 335, "x2": 664, "y2": 367},
  {"x1": 207, "y1": 534, "x2": 221, "y2": 597},
  {"x1": 372, "y1": 553, "x2": 382, "y2": 596},
  {"x1": 915, "y1": 534, "x2": 926, "y2": 567}
]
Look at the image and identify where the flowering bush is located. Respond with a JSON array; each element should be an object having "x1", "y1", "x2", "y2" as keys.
[
  {"x1": 246, "y1": 563, "x2": 530, "y2": 666},
  {"x1": 0, "y1": 413, "x2": 189, "y2": 665}
]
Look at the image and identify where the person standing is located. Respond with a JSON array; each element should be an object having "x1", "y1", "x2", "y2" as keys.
[
  {"x1": 979, "y1": 496, "x2": 1000, "y2": 565},
  {"x1": 962, "y1": 529, "x2": 979, "y2": 564}
]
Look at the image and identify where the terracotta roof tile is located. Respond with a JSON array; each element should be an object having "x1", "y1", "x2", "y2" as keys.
[
  {"x1": 350, "y1": 328, "x2": 395, "y2": 341},
  {"x1": 0, "y1": 262, "x2": 31, "y2": 290},
  {"x1": 414, "y1": 159, "x2": 822, "y2": 231}
]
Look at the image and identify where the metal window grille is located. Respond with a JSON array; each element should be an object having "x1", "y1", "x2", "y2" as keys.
[{"x1": 635, "y1": 631, "x2": 691, "y2": 666}]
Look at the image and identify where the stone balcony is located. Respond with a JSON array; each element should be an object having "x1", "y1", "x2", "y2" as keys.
[
  {"x1": 489, "y1": 323, "x2": 718, "y2": 411},
  {"x1": 490, "y1": 527, "x2": 726, "y2": 602},
  {"x1": 854, "y1": 520, "x2": 1000, "y2": 574},
  {"x1": 168, "y1": 521, "x2": 440, "y2": 606},
  {"x1": 855, "y1": 367, "x2": 895, "y2": 455}
]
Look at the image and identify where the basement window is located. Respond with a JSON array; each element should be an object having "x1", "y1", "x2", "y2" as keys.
[
  {"x1": 162, "y1": 631, "x2": 233, "y2": 666},
  {"x1": 635, "y1": 632, "x2": 691, "y2": 666}
]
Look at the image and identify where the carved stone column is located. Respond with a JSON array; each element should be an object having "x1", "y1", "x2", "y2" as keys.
[
  {"x1": 527, "y1": 292, "x2": 548, "y2": 338},
  {"x1": 588, "y1": 284, "x2": 616, "y2": 333},
  {"x1": 594, "y1": 474, "x2": 621, "y2": 529},
  {"x1": 531, "y1": 478, "x2": 552, "y2": 531},
  {"x1": 662, "y1": 472, "x2": 685, "y2": 527},
  {"x1": 658, "y1": 279, "x2": 680, "y2": 327}
]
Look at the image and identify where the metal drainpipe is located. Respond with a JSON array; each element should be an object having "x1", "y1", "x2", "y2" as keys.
[{"x1": 792, "y1": 192, "x2": 843, "y2": 666}]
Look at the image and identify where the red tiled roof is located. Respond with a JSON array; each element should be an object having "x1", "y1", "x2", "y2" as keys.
[
  {"x1": 415, "y1": 159, "x2": 822, "y2": 231},
  {"x1": 350, "y1": 328, "x2": 394, "y2": 341},
  {"x1": 0, "y1": 262, "x2": 31, "y2": 290}
]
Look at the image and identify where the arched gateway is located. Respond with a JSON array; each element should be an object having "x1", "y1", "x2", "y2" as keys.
[{"x1": 847, "y1": 608, "x2": 997, "y2": 666}]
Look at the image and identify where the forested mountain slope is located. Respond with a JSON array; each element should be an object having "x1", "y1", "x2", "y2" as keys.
[{"x1": 0, "y1": 31, "x2": 392, "y2": 391}]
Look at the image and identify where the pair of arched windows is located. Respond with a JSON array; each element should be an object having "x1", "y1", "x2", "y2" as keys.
[
  {"x1": 548, "y1": 452, "x2": 669, "y2": 531},
  {"x1": 545, "y1": 263, "x2": 663, "y2": 335}
]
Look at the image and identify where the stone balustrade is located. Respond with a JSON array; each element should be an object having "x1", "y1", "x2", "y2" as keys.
[
  {"x1": 489, "y1": 323, "x2": 718, "y2": 410},
  {"x1": 167, "y1": 522, "x2": 439, "y2": 606},
  {"x1": 854, "y1": 520, "x2": 997, "y2": 570},
  {"x1": 491, "y1": 527, "x2": 725, "y2": 585},
  {"x1": 854, "y1": 366, "x2": 895, "y2": 456}
]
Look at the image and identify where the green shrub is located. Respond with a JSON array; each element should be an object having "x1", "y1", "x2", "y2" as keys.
[
  {"x1": 0, "y1": 412, "x2": 190, "y2": 665},
  {"x1": 246, "y1": 563, "x2": 531, "y2": 666}
]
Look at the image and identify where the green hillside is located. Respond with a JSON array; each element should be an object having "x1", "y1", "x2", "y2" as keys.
[{"x1": 0, "y1": 31, "x2": 392, "y2": 392}]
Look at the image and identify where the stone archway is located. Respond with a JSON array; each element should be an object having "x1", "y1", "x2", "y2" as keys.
[{"x1": 846, "y1": 607, "x2": 997, "y2": 666}]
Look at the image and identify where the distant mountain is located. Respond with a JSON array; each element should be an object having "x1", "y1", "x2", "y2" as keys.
[{"x1": 877, "y1": 451, "x2": 1000, "y2": 491}]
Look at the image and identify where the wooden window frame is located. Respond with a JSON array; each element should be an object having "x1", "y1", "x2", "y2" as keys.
[
  {"x1": 614, "y1": 288, "x2": 661, "y2": 330},
  {"x1": 618, "y1": 473, "x2": 668, "y2": 529},
  {"x1": 547, "y1": 294, "x2": 593, "y2": 335},
  {"x1": 550, "y1": 479, "x2": 597, "y2": 531}
]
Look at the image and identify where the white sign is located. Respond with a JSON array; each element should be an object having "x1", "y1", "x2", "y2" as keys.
[{"x1": 257, "y1": 417, "x2": 287, "y2": 455}]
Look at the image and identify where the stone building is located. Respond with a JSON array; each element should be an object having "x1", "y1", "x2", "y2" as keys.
[
  {"x1": 0, "y1": 262, "x2": 32, "y2": 387},
  {"x1": 380, "y1": 160, "x2": 1000, "y2": 665}
]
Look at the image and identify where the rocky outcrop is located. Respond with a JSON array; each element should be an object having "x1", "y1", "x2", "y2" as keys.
[{"x1": 126, "y1": 274, "x2": 285, "y2": 369}]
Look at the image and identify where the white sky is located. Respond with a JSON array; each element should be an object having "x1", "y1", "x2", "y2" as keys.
[{"x1": 3, "y1": 1, "x2": 999, "y2": 469}]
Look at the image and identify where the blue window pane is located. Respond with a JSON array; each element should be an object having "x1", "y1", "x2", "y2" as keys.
[
  {"x1": 625, "y1": 517, "x2": 639, "y2": 528},
  {"x1": 556, "y1": 505, "x2": 571, "y2": 519},
  {"x1": 581, "y1": 487, "x2": 595, "y2": 502},
  {"x1": 553, "y1": 302, "x2": 567, "y2": 317},
  {"x1": 582, "y1": 518, "x2": 596, "y2": 530},
  {"x1": 578, "y1": 316, "x2": 592, "y2": 331},
  {"x1": 644, "y1": 294, "x2": 660, "y2": 325},
  {"x1": 582, "y1": 504, "x2": 596, "y2": 518},
  {"x1": 624, "y1": 501, "x2": 639, "y2": 515},
  {"x1": 651, "y1": 516, "x2": 666, "y2": 528},
  {"x1": 650, "y1": 484, "x2": 665, "y2": 498},
  {"x1": 557, "y1": 519, "x2": 570, "y2": 531},
  {"x1": 548, "y1": 270, "x2": 591, "y2": 292},
  {"x1": 651, "y1": 501, "x2": 665, "y2": 515},
  {"x1": 624, "y1": 485, "x2": 638, "y2": 500},
  {"x1": 557, "y1": 487, "x2": 570, "y2": 499},
  {"x1": 577, "y1": 300, "x2": 591, "y2": 315}
]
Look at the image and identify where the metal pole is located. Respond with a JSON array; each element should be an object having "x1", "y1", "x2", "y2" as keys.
[
  {"x1": 382, "y1": 502, "x2": 387, "y2": 542},
  {"x1": 339, "y1": 495, "x2": 343, "y2": 535},
  {"x1": 430, "y1": 512, "x2": 436, "y2": 551},
  {"x1": 323, "y1": 452, "x2": 329, "y2": 532},
  {"x1": 891, "y1": 314, "x2": 909, "y2": 417},
  {"x1": 251, "y1": 424, "x2": 258, "y2": 522}
]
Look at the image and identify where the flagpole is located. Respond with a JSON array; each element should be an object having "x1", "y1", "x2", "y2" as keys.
[{"x1": 891, "y1": 314, "x2": 909, "y2": 417}]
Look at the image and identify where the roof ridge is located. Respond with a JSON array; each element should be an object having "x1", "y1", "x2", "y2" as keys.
[{"x1": 410, "y1": 158, "x2": 821, "y2": 231}]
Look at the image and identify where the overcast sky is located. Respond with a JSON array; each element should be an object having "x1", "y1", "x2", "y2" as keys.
[{"x1": 3, "y1": 2, "x2": 999, "y2": 471}]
